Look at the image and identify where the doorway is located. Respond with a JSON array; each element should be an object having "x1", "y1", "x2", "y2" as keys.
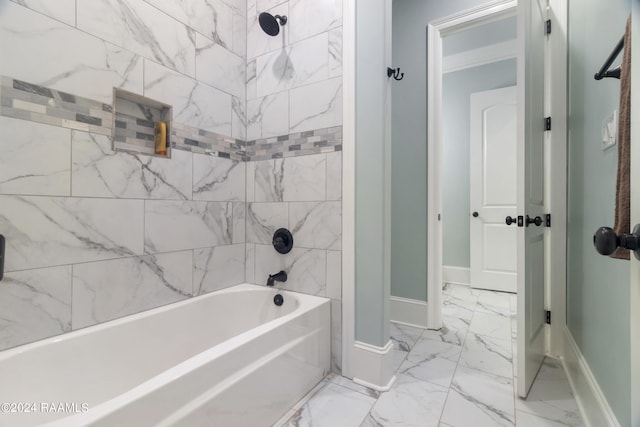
[
  {"x1": 426, "y1": 1, "x2": 520, "y2": 332},
  {"x1": 440, "y1": 19, "x2": 518, "y2": 294},
  {"x1": 426, "y1": 0, "x2": 569, "y2": 397}
]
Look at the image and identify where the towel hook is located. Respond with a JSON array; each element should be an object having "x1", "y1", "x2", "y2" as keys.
[{"x1": 387, "y1": 67, "x2": 404, "y2": 81}]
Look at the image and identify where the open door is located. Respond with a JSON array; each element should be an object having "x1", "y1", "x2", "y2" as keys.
[{"x1": 516, "y1": 0, "x2": 547, "y2": 397}]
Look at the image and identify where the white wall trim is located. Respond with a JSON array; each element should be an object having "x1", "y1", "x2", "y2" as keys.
[
  {"x1": 389, "y1": 297, "x2": 428, "y2": 328},
  {"x1": 442, "y1": 265, "x2": 470, "y2": 286},
  {"x1": 341, "y1": 0, "x2": 356, "y2": 379},
  {"x1": 561, "y1": 326, "x2": 620, "y2": 427},
  {"x1": 351, "y1": 340, "x2": 396, "y2": 391},
  {"x1": 443, "y1": 39, "x2": 517, "y2": 74}
]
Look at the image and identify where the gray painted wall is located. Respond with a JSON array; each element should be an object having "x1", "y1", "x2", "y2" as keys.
[
  {"x1": 567, "y1": 0, "x2": 631, "y2": 425},
  {"x1": 391, "y1": 0, "x2": 502, "y2": 301},
  {"x1": 355, "y1": 0, "x2": 391, "y2": 347},
  {"x1": 442, "y1": 59, "x2": 516, "y2": 268}
]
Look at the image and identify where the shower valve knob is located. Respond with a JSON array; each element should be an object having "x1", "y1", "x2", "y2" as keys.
[{"x1": 593, "y1": 225, "x2": 640, "y2": 260}]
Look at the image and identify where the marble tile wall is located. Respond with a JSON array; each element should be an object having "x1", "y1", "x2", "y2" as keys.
[
  {"x1": 0, "y1": 112, "x2": 247, "y2": 350},
  {"x1": 245, "y1": 151, "x2": 343, "y2": 372},
  {"x1": 1, "y1": 1, "x2": 246, "y2": 139},
  {"x1": 246, "y1": 0, "x2": 343, "y2": 141},
  {"x1": 0, "y1": 0, "x2": 249, "y2": 351},
  {"x1": 1, "y1": 0, "x2": 344, "y2": 374}
]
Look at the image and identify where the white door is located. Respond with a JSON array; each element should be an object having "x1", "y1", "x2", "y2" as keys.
[
  {"x1": 470, "y1": 86, "x2": 518, "y2": 293},
  {"x1": 517, "y1": 0, "x2": 547, "y2": 397}
]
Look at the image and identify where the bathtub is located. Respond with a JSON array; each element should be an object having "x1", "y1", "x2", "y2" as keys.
[{"x1": 0, "y1": 283, "x2": 330, "y2": 427}]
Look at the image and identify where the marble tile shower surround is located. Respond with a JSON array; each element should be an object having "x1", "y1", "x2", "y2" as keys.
[
  {"x1": 0, "y1": 105, "x2": 342, "y2": 351},
  {"x1": 246, "y1": 0, "x2": 344, "y2": 141},
  {"x1": 0, "y1": 0, "x2": 344, "y2": 378},
  {"x1": 0, "y1": 111, "x2": 248, "y2": 350}
]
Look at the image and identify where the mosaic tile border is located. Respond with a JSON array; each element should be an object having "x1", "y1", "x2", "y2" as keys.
[
  {"x1": 0, "y1": 76, "x2": 342, "y2": 162},
  {"x1": 245, "y1": 127, "x2": 342, "y2": 162}
]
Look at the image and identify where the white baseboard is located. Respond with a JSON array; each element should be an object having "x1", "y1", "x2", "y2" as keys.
[
  {"x1": 561, "y1": 326, "x2": 620, "y2": 427},
  {"x1": 389, "y1": 296, "x2": 428, "y2": 328},
  {"x1": 443, "y1": 265, "x2": 470, "y2": 285},
  {"x1": 351, "y1": 340, "x2": 396, "y2": 391}
]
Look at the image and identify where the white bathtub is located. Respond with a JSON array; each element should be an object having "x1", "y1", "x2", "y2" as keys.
[{"x1": 0, "y1": 283, "x2": 330, "y2": 427}]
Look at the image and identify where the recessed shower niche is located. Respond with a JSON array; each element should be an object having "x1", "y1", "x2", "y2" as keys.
[{"x1": 112, "y1": 88, "x2": 173, "y2": 158}]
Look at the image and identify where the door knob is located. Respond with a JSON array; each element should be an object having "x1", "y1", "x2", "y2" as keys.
[
  {"x1": 593, "y1": 225, "x2": 640, "y2": 260},
  {"x1": 505, "y1": 216, "x2": 517, "y2": 226},
  {"x1": 472, "y1": 211, "x2": 479, "y2": 218},
  {"x1": 526, "y1": 215, "x2": 543, "y2": 227}
]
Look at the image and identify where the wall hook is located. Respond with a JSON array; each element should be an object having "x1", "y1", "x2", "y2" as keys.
[{"x1": 387, "y1": 67, "x2": 404, "y2": 81}]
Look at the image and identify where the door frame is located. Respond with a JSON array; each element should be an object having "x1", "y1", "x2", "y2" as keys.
[
  {"x1": 426, "y1": 0, "x2": 568, "y2": 359},
  {"x1": 427, "y1": 0, "x2": 518, "y2": 329}
]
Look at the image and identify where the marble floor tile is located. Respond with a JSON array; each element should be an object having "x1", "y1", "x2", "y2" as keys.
[
  {"x1": 442, "y1": 294, "x2": 476, "y2": 321},
  {"x1": 276, "y1": 279, "x2": 585, "y2": 427},
  {"x1": 440, "y1": 366, "x2": 515, "y2": 427},
  {"x1": 331, "y1": 375, "x2": 381, "y2": 400},
  {"x1": 398, "y1": 338, "x2": 461, "y2": 388},
  {"x1": 391, "y1": 348, "x2": 409, "y2": 374},
  {"x1": 516, "y1": 360, "x2": 583, "y2": 426},
  {"x1": 364, "y1": 373, "x2": 449, "y2": 427},
  {"x1": 389, "y1": 322, "x2": 424, "y2": 352},
  {"x1": 516, "y1": 410, "x2": 580, "y2": 427},
  {"x1": 421, "y1": 316, "x2": 470, "y2": 347},
  {"x1": 475, "y1": 290, "x2": 512, "y2": 317},
  {"x1": 469, "y1": 312, "x2": 512, "y2": 341},
  {"x1": 443, "y1": 283, "x2": 479, "y2": 302},
  {"x1": 281, "y1": 382, "x2": 376, "y2": 427},
  {"x1": 459, "y1": 332, "x2": 513, "y2": 378}
]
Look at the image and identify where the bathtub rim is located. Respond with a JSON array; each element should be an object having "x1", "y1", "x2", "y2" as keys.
[{"x1": 0, "y1": 283, "x2": 326, "y2": 361}]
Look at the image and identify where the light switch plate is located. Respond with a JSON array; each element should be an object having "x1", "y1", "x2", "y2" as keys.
[{"x1": 602, "y1": 109, "x2": 618, "y2": 151}]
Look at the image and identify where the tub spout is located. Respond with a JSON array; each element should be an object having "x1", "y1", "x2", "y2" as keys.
[{"x1": 267, "y1": 270, "x2": 287, "y2": 286}]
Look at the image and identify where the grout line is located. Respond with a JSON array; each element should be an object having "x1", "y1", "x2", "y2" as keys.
[{"x1": 437, "y1": 286, "x2": 476, "y2": 424}]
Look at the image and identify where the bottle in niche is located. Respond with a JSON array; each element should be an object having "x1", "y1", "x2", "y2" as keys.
[{"x1": 155, "y1": 121, "x2": 167, "y2": 156}]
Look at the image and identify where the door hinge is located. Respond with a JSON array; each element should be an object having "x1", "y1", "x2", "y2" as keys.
[
  {"x1": 545, "y1": 214, "x2": 551, "y2": 227},
  {"x1": 545, "y1": 117, "x2": 552, "y2": 131},
  {"x1": 545, "y1": 310, "x2": 551, "y2": 324},
  {"x1": 517, "y1": 215, "x2": 524, "y2": 227},
  {"x1": 545, "y1": 19, "x2": 552, "y2": 35}
]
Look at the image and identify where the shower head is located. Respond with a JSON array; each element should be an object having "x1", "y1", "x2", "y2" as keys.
[{"x1": 259, "y1": 12, "x2": 287, "y2": 36}]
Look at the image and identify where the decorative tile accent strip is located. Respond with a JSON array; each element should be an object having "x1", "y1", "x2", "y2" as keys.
[
  {"x1": 171, "y1": 122, "x2": 246, "y2": 160},
  {"x1": 244, "y1": 126, "x2": 343, "y2": 161},
  {"x1": 0, "y1": 76, "x2": 342, "y2": 162}
]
